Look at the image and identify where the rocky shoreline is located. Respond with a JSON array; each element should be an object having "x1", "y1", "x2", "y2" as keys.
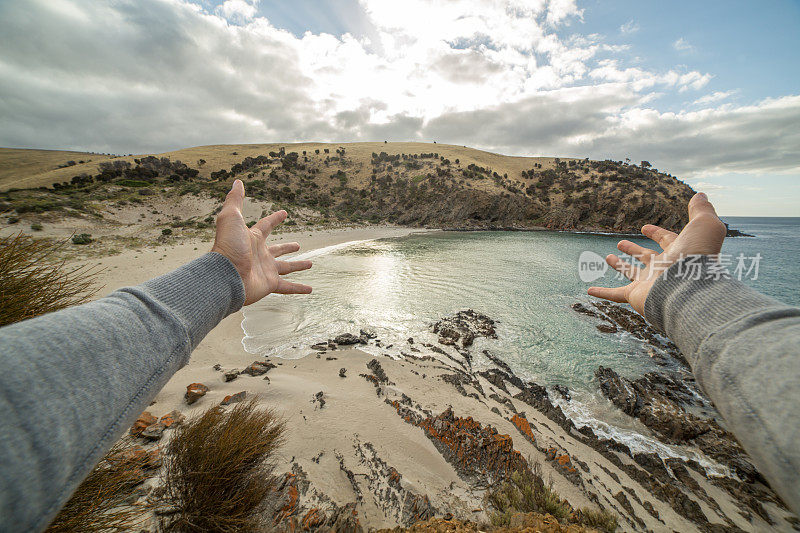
[
  {"x1": 256, "y1": 305, "x2": 792, "y2": 531},
  {"x1": 124, "y1": 304, "x2": 794, "y2": 531}
]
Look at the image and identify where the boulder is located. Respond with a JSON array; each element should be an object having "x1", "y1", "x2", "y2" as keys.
[
  {"x1": 185, "y1": 382, "x2": 209, "y2": 405},
  {"x1": 223, "y1": 369, "x2": 240, "y2": 382},
  {"x1": 159, "y1": 410, "x2": 185, "y2": 428},
  {"x1": 141, "y1": 421, "x2": 166, "y2": 440},
  {"x1": 243, "y1": 361, "x2": 276, "y2": 376},
  {"x1": 221, "y1": 391, "x2": 246, "y2": 405},
  {"x1": 130, "y1": 411, "x2": 157, "y2": 436},
  {"x1": 339, "y1": 367, "x2": 347, "y2": 378},
  {"x1": 334, "y1": 333, "x2": 362, "y2": 345}
]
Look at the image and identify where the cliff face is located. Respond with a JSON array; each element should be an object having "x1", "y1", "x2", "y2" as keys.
[{"x1": 0, "y1": 142, "x2": 696, "y2": 234}]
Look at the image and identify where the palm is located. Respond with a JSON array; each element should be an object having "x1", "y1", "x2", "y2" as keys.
[
  {"x1": 589, "y1": 193, "x2": 727, "y2": 316},
  {"x1": 211, "y1": 180, "x2": 312, "y2": 306}
]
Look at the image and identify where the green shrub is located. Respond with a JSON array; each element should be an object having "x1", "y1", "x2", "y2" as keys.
[
  {"x1": 72, "y1": 234, "x2": 93, "y2": 245},
  {"x1": 161, "y1": 228, "x2": 172, "y2": 236},
  {"x1": 7, "y1": 216, "x2": 19, "y2": 224},
  {"x1": 487, "y1": 465, "x2": 617, "y2": 532},
  {"x1": 116, "y1": 179, "x2": 151, "y2": 188},
  {"x1": 31, "y1": 223, "x2": 43, "y2": 231}
]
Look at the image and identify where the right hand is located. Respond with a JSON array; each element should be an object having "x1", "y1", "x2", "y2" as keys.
[
  {"x1": 211, "y1": 179, "x2": 313, "y2": 306},
  {"x1": 588, "y1": 192, "x2": 727, "y2": 316}
]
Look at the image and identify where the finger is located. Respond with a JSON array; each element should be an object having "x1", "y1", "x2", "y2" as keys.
[
  {"x1": 223, "y1": 179, "x2": 245, "y2": 213},
  {"x1": 275, "y1": 279, "x2": 312, "y2": 294},
  {"x1": 617, "y1": 240, "x2": 657, "y2": 265},
  {"x1": 688, "y1": 192, "x2": 720, "y2": 221},
  {"x1": 641, "y1": 224, "x2": 678, "y2": 250},
  {"x1": 276, "y1": 259, "x2": 312, "y2": 275},
  {"x1": 587, "y1": 286, "x2": 628, "y2": 303},
  {"x1": 606, "y1": 253, "x2": 640, "y2": 281},
  {"x1": 269, "y1": 242, "x2": 300, "y2": 258},
  {"x1": 253, "y1": 210, "x2": 288, "y2": 237}
]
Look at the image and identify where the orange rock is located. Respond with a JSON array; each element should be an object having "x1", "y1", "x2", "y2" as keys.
[
  {"x1": 159, "y1": 409, "x2": 185, "y2": 427},
  {"x1": 221, "y1": 391, "x2": 246, "y2": 405},
  {"x1": 301, "y1": 507, "x2": 324, "y2": 530},
  {"x1": 130, "y1": 411, "x2": 157, "y2": 436},
  {"x1": 185, "y1": 382, "x2": 209, "y2": 405},
  {"x1": 511, "y1": 414, "x2": 536, "y2": 444}
]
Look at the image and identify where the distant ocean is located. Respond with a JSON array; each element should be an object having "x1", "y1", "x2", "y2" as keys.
[{"x1": 242, "y1": 217, "x2": 799, "y2": 464}]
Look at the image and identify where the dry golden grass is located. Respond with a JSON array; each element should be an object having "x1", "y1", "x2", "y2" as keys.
[
  {"x1": 157, "y1": 399, "x2": 285, "y2": 532},
  {"x1": 0, "y1": 232, "x2": 101, "y2": 327},
  {"x1": 45, "y1": 439, "x2": 157, "y2": 533},
  {"x1": 0, "y1": 147, "x2": 118, "y2": 191}
]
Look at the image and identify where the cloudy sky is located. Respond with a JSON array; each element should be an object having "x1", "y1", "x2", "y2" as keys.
[{"x1": 1, "y1": 0, "x2": 798, "y2": 215}]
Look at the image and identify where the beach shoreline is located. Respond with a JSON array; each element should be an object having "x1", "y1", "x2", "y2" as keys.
[{"x1": 64, "y1": 224, "x2": 795, "y2": 531}]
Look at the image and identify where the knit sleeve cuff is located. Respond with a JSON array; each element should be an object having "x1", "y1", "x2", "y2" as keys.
[{"x1": 644, "y1": 255, "x2": 783, "y2": 361}]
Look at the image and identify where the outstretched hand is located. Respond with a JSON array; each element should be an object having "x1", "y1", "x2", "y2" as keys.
[
  {"x1": 588, "y1": 192, "x2": 727, "y2": 316},
  {"x1": 211, "y1": 179, "x2": 312, "y2": 305}
]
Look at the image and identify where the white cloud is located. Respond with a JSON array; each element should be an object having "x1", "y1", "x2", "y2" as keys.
[
  {"x1": 0, "y1": 0, "x2": 797, "y2": 181},
  {"x1": 673, "y1": 37, "x2": 694, "y2": 52},
  {"x1": 694, "y1": 90, "x2": 736, "y2": 106},
  {"x1": 693, "y1": 182, "x2": 727, "y2": 190},
  {"x1": 215, "y1": 0, "x2": 258, "y2": 24},
  {"x1": 620, "y1": 20, "x2": 639, "y2": 34}
]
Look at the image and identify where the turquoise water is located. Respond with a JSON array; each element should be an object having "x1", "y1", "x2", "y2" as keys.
[{"x1": 241, "y1": 217, "x2": 799, "y2": 461}]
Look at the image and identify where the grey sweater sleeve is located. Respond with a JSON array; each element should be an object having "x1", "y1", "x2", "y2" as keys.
[
  {"x1": 644, "y1": 255, "x2": 800, "y2": 513},
  {"x1": 0, "y1": 252, "x2": 245, "y2": 533}
]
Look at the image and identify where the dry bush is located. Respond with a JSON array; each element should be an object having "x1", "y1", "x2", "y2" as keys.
[
  {"x1": 0, "y1": 232, "x2": 100, "y2": 327},
  {"x1": 572, "y1": 508, "x2": 619, "y2": 533},
  {"x1": 45, "y1": 439, "x2": 157, "y2": 533},
  {"x1": 487, "y1": 464, "x2": 617, "y2": 532},
  {"x1": 158, "y1": 399, "x2": 285, "y2": 532}
]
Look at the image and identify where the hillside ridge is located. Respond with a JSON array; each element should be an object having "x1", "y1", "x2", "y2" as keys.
[{"x1": 0, "y1": 142, "x2": 696, "y2": 236}]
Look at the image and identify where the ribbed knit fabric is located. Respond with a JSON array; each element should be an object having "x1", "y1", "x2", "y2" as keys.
[
  {"x1": 0, "y1": 252, "x2": 244, "y2": 532},
  {"x1": 645, "y1": 255, "x2": 800, "y2": 513}
]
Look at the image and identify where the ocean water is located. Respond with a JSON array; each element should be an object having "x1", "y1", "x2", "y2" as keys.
[{"x1": 241, "y1": 217, "x2": 800, "y2": 464}]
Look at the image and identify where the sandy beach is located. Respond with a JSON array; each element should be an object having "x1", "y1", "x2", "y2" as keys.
[{"x1": 67, "y1": 224, "x2": 793, "y2": 532}]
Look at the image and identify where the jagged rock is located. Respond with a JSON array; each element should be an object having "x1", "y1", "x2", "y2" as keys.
[
  {"x1": 221, "y1": 391, "x2": 246, "y2": 405},
  {"x1": 367, "y1": 358, "x2": 389, "y2": 383},
  {"x1": 339, "y1": 367, "x2": 347, "y2": 378},
  {"x1": 159, "y1": 410, "x2": 185, "y2": 427},
  {"x1": 243, "y1": 361, "x2": 276, "y2": 376},
  {"x1": 141, "y1": 421, "x2": 166, "y2": 440},
  {"x1": 222, "y1": 369, "x2": 239, "y2": 382},
  {"x1": 312, "y1": 391, "x2": 326, "y2": 409},
  {"x1": 360, "y1": 329, "x2": 377, "y2": 339},
  {"x1": 184, "y1": 382, "x2": 209, "y2": 405},
  {"x1": 573, "y1": 301, "x2": 687, "y2": 365},
  {"x1": 387, "y1": 403, "x2": 527, "y2": 486},
  {"x1": 595, "y1": 366, "x2": 762, "y2": 483},
  {"x1": 107, "y1": 445, "x2": 161, "y2": 471},
  {"x1": 432, "y1": 310, "x2": 497, "y2": 349},
  {"x1": 596, "y1": 366, "x2": 710, "y2": 441},
  {"x1": 335, "y1": 333, "x2": 363, "y2": 345},
  {"x1": 130, "y1": 411, "x2": 157, "y2": 436},
  {"x1": 212, "y1": 363, "x2": 221, "y2": 371}
]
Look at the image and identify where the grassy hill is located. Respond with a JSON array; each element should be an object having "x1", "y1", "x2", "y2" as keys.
[{"x1": 0, "y1": 142, "x2": 695, "y2": 233}]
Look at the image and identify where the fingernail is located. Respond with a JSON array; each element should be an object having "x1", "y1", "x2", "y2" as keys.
[
  {"x1": 697, "y1": 192, "x2": 707, "y2": 200},
  {"x1": 232, "y1": 179, "x2": 242, "y2": 190}
]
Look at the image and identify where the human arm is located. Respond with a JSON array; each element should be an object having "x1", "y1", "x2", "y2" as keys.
[
  {"x1": 588, "y1": 193, "x2": 800, "y2": 512},
  {"x1": 0, "y1": 179, "x2": 312, "y2": 532}
]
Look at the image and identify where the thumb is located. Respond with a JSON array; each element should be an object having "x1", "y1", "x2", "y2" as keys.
[
  {"x1": 687, "y1": 192, "x2": 719, "y2": 221},
  {"x1": 223, "y1": 179, "x2": 245, "y2": 213}
]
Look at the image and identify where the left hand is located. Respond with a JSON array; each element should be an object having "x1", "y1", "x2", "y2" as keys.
[{"x1": 211, "y1": 179, "x2": 313, "y2": 305}]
